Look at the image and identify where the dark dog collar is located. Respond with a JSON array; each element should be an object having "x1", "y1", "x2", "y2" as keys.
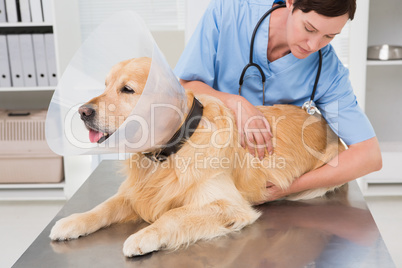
[{"x1": 143, "y1": 97, "x2": 203, "y2": 162}]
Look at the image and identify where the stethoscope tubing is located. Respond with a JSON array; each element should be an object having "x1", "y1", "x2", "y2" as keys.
[
  {"x1": 239, "y1": 3, "x2": 287, "y2": 88},
  {"x1": 238, "y1": 2, "x2": 322, "y2": 112},
  {"x1": 311, "y1": 49, "x2": 322, "y2": 103}
]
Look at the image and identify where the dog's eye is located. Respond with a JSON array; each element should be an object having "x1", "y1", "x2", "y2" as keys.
[{"x1": 121, "y1": 85, "x2": 135, "y2": 94}]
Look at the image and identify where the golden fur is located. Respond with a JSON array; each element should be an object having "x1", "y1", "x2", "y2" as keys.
[{"x1": 50, "y1": 57, "x2": 346, "y2": 257}]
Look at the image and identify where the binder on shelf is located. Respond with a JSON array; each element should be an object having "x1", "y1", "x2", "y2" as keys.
[
  {"x1": 19, "y1": 0, "x2": 32, "y2": 22},
  {"x1": 5, "y1": 0, "x2": 18, "y2": 22},
  {"x1": 44, "y1": 33, "x2": 57, "y2": 86},
  {"x1": 41, "y1": 0, "x2": 52, "y2": 23},
  {"x1": 29, "y1": 0, "x2": 43, "y2": 22},
  {"x1": 7, "y1": 35, "x2": 25, "y2": 87},
  {"x1": 0, "y1": 35, "x2": 11, "y2": 87},
  {"x1": 32, "y1": 34, "x2": 49, "y2": 86},
  {"x1": 0, "y1": 0, "x2": 7, "y2": 22},
  {"x1": 19, "y1": 34, "x2": 37, "y2": 87}
]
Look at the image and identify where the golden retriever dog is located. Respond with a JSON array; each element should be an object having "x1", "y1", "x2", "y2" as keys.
[{"x1": 50, "y1": 57, "x2": 345, "y2": 257}]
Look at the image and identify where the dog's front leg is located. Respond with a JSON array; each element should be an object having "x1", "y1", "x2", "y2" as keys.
[
  {"x1": 50, "y1": 194, "x2": 137, "y2": 241},
  {"x1": 123, "y1": 200, "x2": 260, "y2": 257}
]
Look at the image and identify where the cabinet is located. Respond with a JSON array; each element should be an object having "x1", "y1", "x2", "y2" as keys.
[
  {"x1": 0, "y1": 0, "x2": 81, "y2": 200},
  {"x1": 356, "y1": 0, "x2": 402, "y2": 196}
]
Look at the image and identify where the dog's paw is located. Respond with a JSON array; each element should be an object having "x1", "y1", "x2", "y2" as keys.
[
  {"x1": 123, "y1": 227, "x2": 163, "y2": 257},
  {"x1": 49, "y1": 214, "x2": 89, "y2": 241}
]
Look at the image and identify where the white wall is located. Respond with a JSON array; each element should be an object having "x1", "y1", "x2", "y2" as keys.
[
  {"x1": 367, "y1": 0, "x2": 402, "y2": 47},
  {"x1": 345, "y1": 0, "x2": 370, "y2": 110},
  {"x1": 185, "y1": 0, "x2": 210, "y2": 43}
]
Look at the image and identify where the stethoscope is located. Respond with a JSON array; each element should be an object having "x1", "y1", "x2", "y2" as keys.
[{"x1": 238, "y1": 3, "x2": 322, "y2": 115}]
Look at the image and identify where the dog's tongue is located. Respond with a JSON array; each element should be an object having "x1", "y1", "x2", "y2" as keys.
[{"x1": 89, "y1": 129, "x2": 103, "y2": 143}]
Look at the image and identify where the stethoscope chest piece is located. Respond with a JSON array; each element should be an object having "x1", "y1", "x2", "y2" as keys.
[{"x1": 302, "y1": 100, "x2": 318, "y2": 115}]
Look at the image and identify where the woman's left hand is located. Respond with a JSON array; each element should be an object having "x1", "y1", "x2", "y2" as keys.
[{"x1": 263, "y1": 182, "x2": 290, "y2": 202}]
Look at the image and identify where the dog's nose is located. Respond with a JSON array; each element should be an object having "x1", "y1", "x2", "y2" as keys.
[{"x1": 78, "y1": 105, "x2": 95, "y2": 120}]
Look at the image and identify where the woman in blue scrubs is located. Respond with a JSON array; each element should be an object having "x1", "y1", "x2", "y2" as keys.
[{"x1": 174, "y1": 0, "x2": 382, "y2": 201}]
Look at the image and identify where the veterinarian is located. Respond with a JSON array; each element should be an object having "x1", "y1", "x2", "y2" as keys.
[{"x1": 174, "y1": 0, "x2": 382, "y2": 202}]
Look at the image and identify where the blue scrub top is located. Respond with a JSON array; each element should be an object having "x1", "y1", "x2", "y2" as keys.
[{"x1": 174, "y1": 0, "x2": 376, "y2": 145}]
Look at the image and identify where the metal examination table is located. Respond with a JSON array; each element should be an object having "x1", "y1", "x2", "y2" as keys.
[{"x1": 13, "y1": 160, "x2": 396, "y2": 267}]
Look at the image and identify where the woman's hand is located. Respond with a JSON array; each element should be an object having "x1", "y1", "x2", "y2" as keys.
[
  {"x1": 224, "y1": 95, "x2": 273, "y2": 159},
  {"x1": 251, "y1": 182, "x2": 289, "y2": 205},
  {"x1": 263, "y1": 182, "x2": 290, "y2": 202},
  {"x1": 179, "y1": 79, "x2": 273, "y2": 159},
  {"x1": 260, "y1": 137, "x2": 383, "y2": 203}
]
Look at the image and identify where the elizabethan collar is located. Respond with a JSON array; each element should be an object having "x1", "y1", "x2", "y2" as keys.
[{"x1": 45, "y1": 11, "x2": 188, "y2": 155}]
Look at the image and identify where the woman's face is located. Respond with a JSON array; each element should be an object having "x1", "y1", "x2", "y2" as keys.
[{"x1": 286, "y1": 4, "x2": 349, "y2": 59}]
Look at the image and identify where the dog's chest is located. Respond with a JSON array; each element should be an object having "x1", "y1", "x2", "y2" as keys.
[{"x1": 129, "y1": 171, "x2": 187, "y2": 223}]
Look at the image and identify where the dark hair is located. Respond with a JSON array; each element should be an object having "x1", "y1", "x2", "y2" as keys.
[{"x1": 292, "y1": 0, "x2": 356, "y2": 20}]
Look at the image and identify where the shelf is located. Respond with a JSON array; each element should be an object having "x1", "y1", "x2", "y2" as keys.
[
  {"x1": 0, "y1": 87, "x2": 55, "y2": 92},
  {"x1": 358, "y1": 179, "x2": 402, "y2": 197},
  {"x1": 0, "y1": 182, "x2": 66, "y2": 201},
  {"x1": 359, "y1": 148, "x2": 402, "y2": 196},
  {"x1": 0, "y1": 22, "x2": 53, "y2": 28},
  {"x1": 367, "y1": 60, "x2": 402, "y2": 66}
]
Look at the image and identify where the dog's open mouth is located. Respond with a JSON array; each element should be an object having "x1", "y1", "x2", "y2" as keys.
[{"x1": 88, "y1": 128, "x2": 111, "y2": 144}]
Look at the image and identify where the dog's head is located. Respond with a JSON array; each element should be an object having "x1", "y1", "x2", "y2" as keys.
[{"x1": 78, "y1": 57, "x2": 151, "y2": 143}]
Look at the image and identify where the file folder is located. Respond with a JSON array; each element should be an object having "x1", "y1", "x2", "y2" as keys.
[
  {"x1": 30, "y1": 0, "x2": 43, "y2": 22},
  {"x1": 5, "y1": 0, "x2": 18, "y2": 22},
  {"x1": 7, "y1": 35, "x2": 25, "y2": 87},
  {"x1": 44, "y1": 33, "x2": 57, "y2": 86},
  {"x1": 41, "y1": 0, "x2": 52, "y2": 23},
  {"x1": 0, "y1": 0, "x2": 7, "y2": 22},
  {"x1": 19, "y1": 0, "x2": 32, "y2": 22},
  {"x1": 32, "y1": 34, "x2": 49, "y2": 86},
  {"x1": 19, "y1": 34, "x2": 38, "y2": 87},
  {"x1": 0, "y1": 35, "x2": 11, "y2": 87}
]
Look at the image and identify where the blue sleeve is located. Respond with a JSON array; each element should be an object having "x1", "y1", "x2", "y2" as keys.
[
  {"x1": 317, "y1": 63, "x2": 376, "y2": 145},
  {"x1": 174, "y1": 0, "x2": 221, "y2": 87}
]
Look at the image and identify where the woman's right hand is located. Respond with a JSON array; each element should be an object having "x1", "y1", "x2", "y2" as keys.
[
  {"x1": 224, "y1": 95, "x2": 273, "y2": 159},
  {"x1": 179, "y1": 79, "x2": 273, "y2": 159}
]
